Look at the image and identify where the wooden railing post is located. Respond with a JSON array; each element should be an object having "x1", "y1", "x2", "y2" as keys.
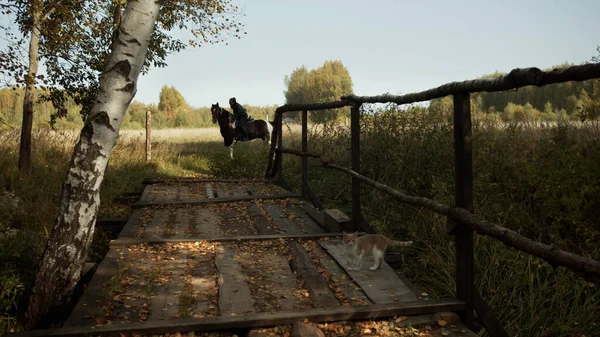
[
  {"x1": 146, "y1": 110, "x2": 151, "y2": 162},
  {"x1": 301, "y1": 109, "x2": 308, "y2": 199},
  {"x1": 350, "y1": 104, "x2": 361, "y2": 232},
  {"x1": 451, "y1": 93, "x2": 474, "y2": 329},
  {"x1": 276, "y1": 112, "x2": 283, "y2": 182}
]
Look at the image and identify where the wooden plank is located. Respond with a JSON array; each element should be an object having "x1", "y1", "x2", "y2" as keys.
[
  {"x1": 138, "y1": 184, "x2": 158, "y2": 202},
  {"x1": 214, "y1": 246, "x2": 255, "y2": 315},
  {"x1": 63, "y1": 248, "x2": 126, "y2": 327},
  {"x1": 132, "y1": 192, "x2": 302, "y2": 208},
  {"x1": 176, "y1": 185, "x2": 192, "y2": 201},
  {"x1": 220, "y1": 207, "x2": 257, "y2": 236},
  {"x1": 16, "y1": 299, "x2": 465, "y2": 337},
  {"x1": 265, "y1": 205, "x2": 302, "y2": 235},
  {"x1": 289, "y1": 241, "x2": 339, "y2": 308},
  {"x1": 350, "y1": 104, "x2": 360, "y2": 232},
  {"x1": 231, "y1": 184, "x2": 250, "y2": 197},
  {"x1": 190, "y1": 208, "x2": 223, "y2": 238},
  {"x1": 319, "y1": 240, "x2": 417, "y2": 303},
  {"x1": 115, "y1": 209, "x2": 144, "y2": 239},
  {"x1": 215, "y1": 186, "x2": 229, "y2": 198},
  {"x1": 238, "y1": 252, "x2": 300, "y2": 312},
  {"x1": 143, "y1": 178, "x2": 271, "y2": 184},
  {"x1": 170, "y1": 208, "x2": 191, "y2": 239},
  {"x1": 188, "y1": 248, "x2": 219, "y2": 318},
  {"x1": 304, "y1": 242, "x2": 371, "y2": 306},
  {"x1": 286, "y1": 206, "x2": 325, "y2": 234},
  {"x1": 149, "y1": 252, "x2": 188, "y2": 321},
  {"x1": 303, "y1": 204, "x2": 325, "y2": 230},
  {"x1": 205, "y1": 183, "x2": 215, "y2": 198},
  {"x1": 141, "y1": 209, "x2": 170, "y2": 240},
  {"x1": 451, "y1": 93, "x2": 475, "y2": 329},
  {"x1": 110, "y1": 233, "x2": 345, "y2": 246},
  {"x1": 155, "y1": 185, "x2": 179, "y2": 202},
  {"x1": 248, "y1": 203, "x2": 279, "y2": 235}
]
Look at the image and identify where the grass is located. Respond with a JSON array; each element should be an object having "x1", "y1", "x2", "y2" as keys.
[{"x1": 1, "y1": 113, "x2": 599, "y2": 336}]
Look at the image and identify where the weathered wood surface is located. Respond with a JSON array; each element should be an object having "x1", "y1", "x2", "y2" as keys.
[
  {"x1": 289, "y1": 241, "x2": 339, "y2": 308},
  {"x1": 23, "y1": 179, "x2": 475, "y2": 337},
  {"x1": 63, "y1": 248, "x2": 125, "y2": 327},
  {"x1": 319, "y1": 240, "x2": 417, "y2": 303},
  {"x1": 248, "y1": 203, "x2": 279, "y2": 235},
  {"x1": 149, "y1": 251, "x2": 188, "y2": 321},
  {"x1": 286, "y1": 206, "x2": 325, "y2": 234},
  {"x1": 304, "y1": 241, "x2": 371, "y2": 306},
  {"x1": 16, "y1": 299, "x2": 465, "y2": 337},
  {"x1": 133, "y1": 192, "x2": 302, "y2": 208},
  {"x1": 215, "y1": 246, "x2": 255, "y2": 315},
  {"x1": 265, "y1": 204, "x2": 303, "y2": 235},
  {"x1": 116, "y1": 209, "x2": 144, "y2": 239},
  {"x1": 110, "y1": 233, "x2": 345, "y2": 246}
]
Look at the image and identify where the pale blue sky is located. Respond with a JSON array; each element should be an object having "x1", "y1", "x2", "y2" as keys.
[
  {"x1": 135, "y1": 0, "x2": 599, "y2": 108},
  {"x1": 2, "y1": 1, "x2": 598, "y2": 108}
]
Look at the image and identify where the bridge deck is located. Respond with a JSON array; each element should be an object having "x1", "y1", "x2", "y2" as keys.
[{"x1": 17, "y1": 179, "x2": 476, "y2": 337}]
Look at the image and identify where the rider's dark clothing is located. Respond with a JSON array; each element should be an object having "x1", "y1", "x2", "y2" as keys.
[{"x1": 231, "y1": 102, "x2": 248, "y2": 140}]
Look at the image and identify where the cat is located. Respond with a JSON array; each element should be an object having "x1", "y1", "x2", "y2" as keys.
[{"x1": 342, "y1": 231, "x2": 413, "y2": 271}]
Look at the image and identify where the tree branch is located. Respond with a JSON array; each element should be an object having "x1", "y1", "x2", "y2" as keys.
[{"x1": 342, "y1": 63, "x2": 600, "y2": 105}]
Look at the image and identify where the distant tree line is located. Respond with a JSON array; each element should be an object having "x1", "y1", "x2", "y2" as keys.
[
  {"x1": 0, "y1": 85, "x2": 278, "y2": 130},
  {"x1": 430, "y1": 63, "x2": 600, "y2": 122},
  {"x1": 1, "y1": 61, "x2": 599, "y2": 131}
]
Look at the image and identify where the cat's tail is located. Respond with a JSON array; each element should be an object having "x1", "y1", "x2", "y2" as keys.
[{"x1": 387, "y1": 239, "x2": 413, "y2": 247}]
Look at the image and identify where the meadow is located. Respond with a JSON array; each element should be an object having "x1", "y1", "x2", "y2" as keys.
[{"x1": 0, "y1": 110, "x2": 599, "y2": 336}]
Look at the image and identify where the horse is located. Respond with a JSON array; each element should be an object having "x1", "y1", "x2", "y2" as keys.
[{"x1": 211, "y1": 103, "x2": 273, "y2": 160}]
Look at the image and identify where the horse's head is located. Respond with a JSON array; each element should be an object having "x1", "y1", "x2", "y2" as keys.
[{"x1": 211, "y1": 103, "x2": 221, "y2": 124}]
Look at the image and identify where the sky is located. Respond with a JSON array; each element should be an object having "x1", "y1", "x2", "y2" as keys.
[{"x1": 3, "y1": 0, "x2": 600, "y2": 108}]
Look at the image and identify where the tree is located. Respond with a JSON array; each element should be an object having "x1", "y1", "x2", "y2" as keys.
[
  {"x1": 158, "y1": 85, "x2": 190, "y2": 122},
  {"x1": 592, "y1": 46, "x2": 599, "y2": 63},
  {"x1": 24, "y1": 0, "x2": 161, "y2": 328},
  {"x1": 0, "y1": 0, "x2": 58, "y2": 174},
  {"x1": 283, "y1": 60, "x2": 353, "y2": 123},
  {"x1": 0, "y1": 0, "x2": 246, "y2": 175}
]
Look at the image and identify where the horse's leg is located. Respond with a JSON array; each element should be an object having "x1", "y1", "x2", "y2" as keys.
[{"x1": 229, "y1": 146, "x2": 234, "y2": 160}]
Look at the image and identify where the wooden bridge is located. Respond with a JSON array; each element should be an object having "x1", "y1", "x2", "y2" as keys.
[
  {"x1": 16, "y1": 178, "x2": 472, "y2": 337},
  {"x1": 13, "y1": 63, "x2": 600, "y2": 337}
]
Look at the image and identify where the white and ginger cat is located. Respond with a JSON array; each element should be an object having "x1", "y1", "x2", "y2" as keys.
[{"x1": 342, "y1": 231, "x2": 413, "y2": 271}]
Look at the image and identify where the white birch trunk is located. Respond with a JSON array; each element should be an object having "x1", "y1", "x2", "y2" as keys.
[{"x1": 25, "y1": 0, "x2": 161, "y2": 328}]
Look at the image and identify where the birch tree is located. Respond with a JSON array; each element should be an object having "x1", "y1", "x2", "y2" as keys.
[{"x1": 25, "y1": 0, "x2": 161, "y2": 328}]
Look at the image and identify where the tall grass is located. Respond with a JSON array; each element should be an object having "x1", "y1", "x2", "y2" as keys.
[
  {"x1": 209, "y1": 108, "x2": 600, "y2": 337},
  {"x1": 0, "y1": 126, "x2": 230, "y2": 334},
  {"x1": 1, "y1": 112, "x2": 598, "y2": 336}
]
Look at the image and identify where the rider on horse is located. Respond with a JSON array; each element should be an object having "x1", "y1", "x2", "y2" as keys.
[{"x1": 229, "y1": 97, "x2": 248, "y2": 141}]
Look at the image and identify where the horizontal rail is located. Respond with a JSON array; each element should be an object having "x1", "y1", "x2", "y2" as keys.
[
  {"x1": 276, "y1": 148, "x2": 322, "y2": 158},
  {"x1": 342, "y1": 63, "x2": 600, "y2": 105},
  {"x1": 276, "y1": 100, "x2": 352, "y2": 114},
  {"x1": 320, "y1": 163, "x2": 600, "y2": 283},
  {"x1": 11, "y1": 299, "x2": 465, "y2": 337}
]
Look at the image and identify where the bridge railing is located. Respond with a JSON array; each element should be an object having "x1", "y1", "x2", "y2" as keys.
[{"x1": 265, "y1": 62, "x2": 600, "y2": 336}]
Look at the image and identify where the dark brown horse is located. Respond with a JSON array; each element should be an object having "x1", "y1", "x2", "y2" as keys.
[{"x1": 211, "y1": 103, "x2": 273, "y2": 159}]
